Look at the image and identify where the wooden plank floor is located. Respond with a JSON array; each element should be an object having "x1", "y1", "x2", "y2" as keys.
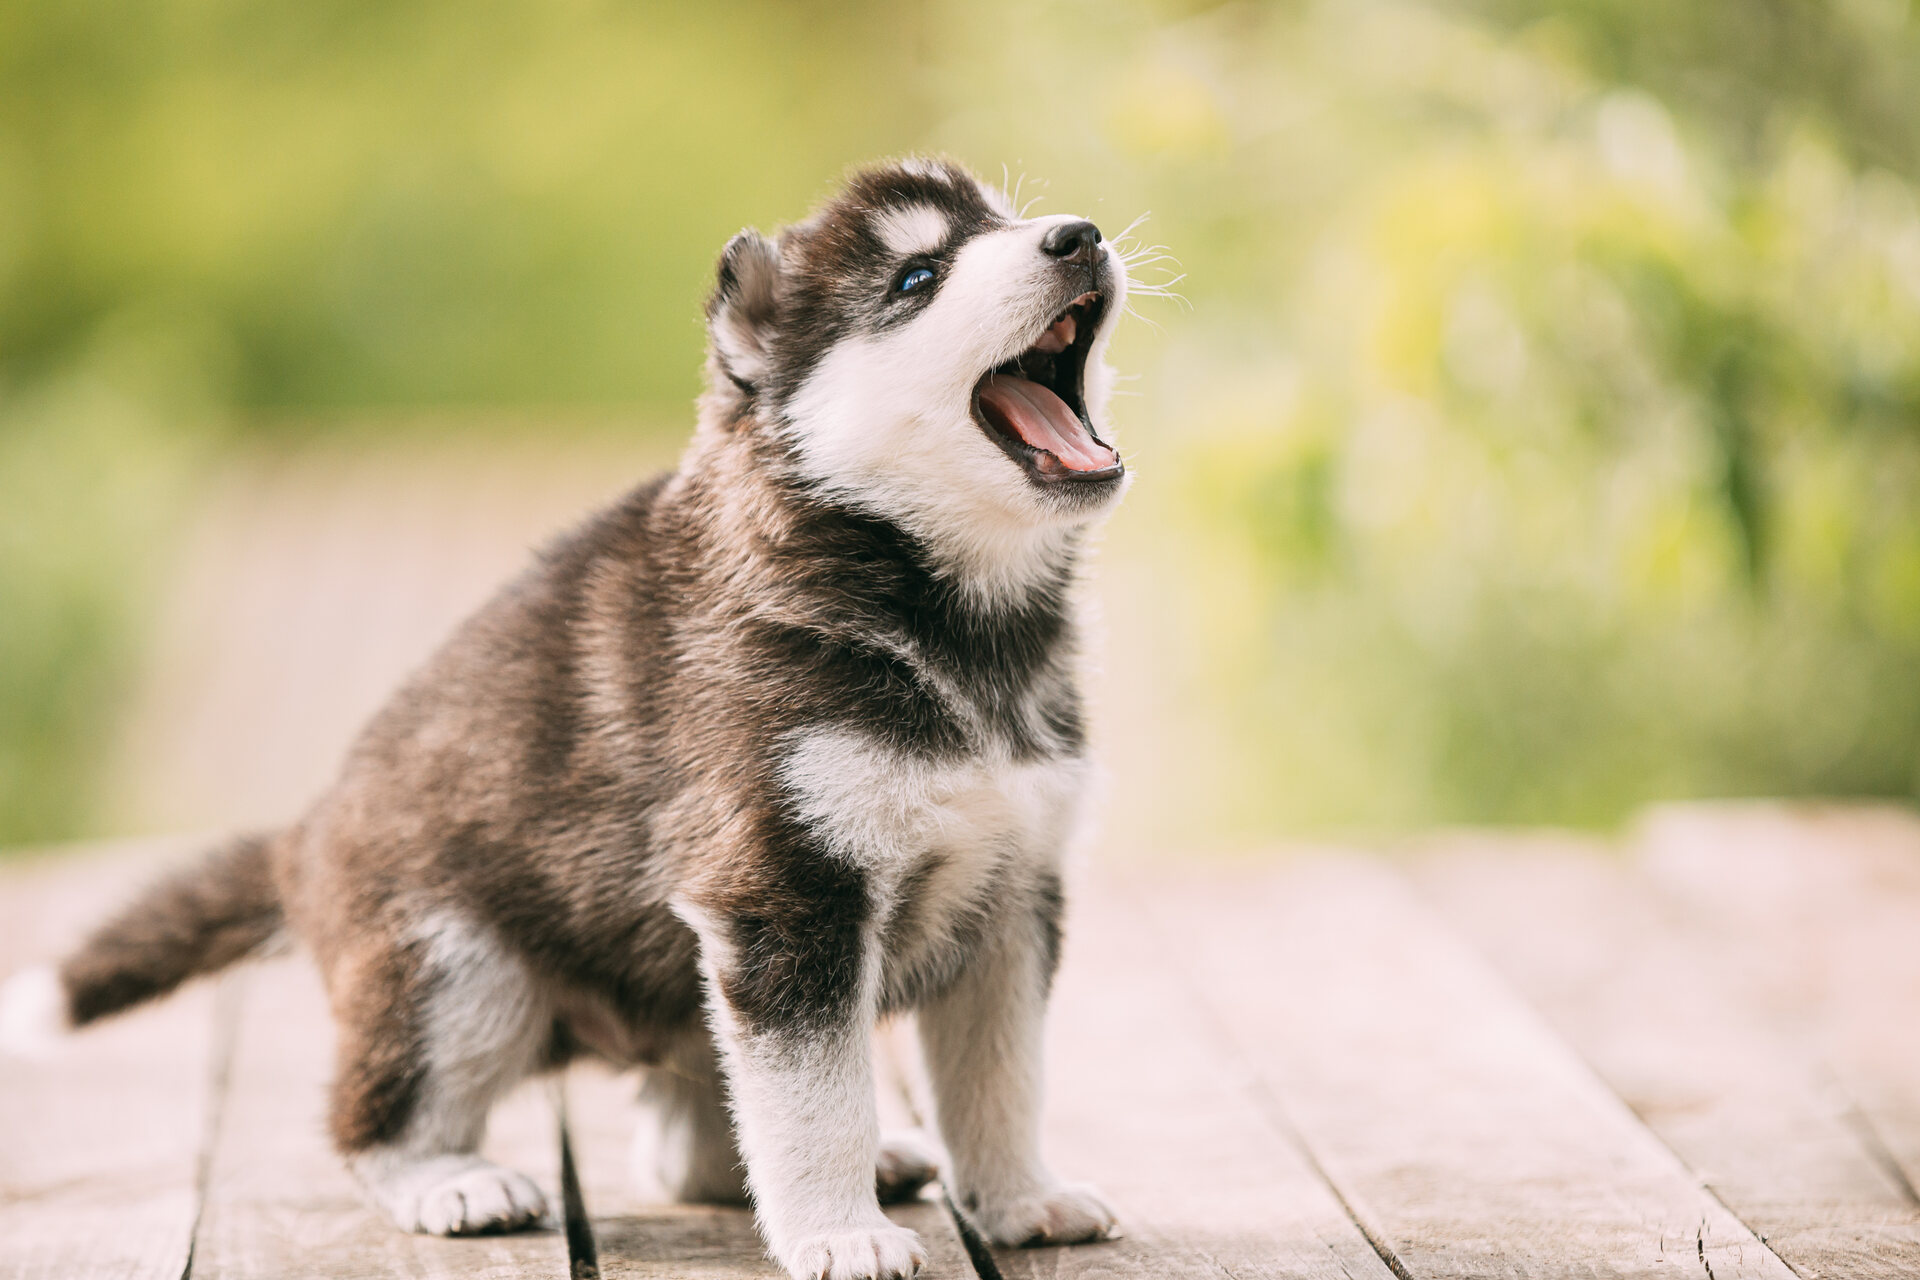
[{"x1": 4, "y1": 802, "x2": 1918, "y2": 1278}]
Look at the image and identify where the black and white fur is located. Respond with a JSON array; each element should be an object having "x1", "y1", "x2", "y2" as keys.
[{"x1": 0, "y1": 158, "x2": 1133, "y2": 1280}]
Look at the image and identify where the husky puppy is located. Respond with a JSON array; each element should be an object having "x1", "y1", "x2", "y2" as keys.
[{"x1": 0, "y1": 159, "x2": 1131, "y2": 1280}]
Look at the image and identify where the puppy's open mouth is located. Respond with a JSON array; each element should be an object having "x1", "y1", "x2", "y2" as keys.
[{"x1": 971, "y1": 292, "x2": 1123, "y2": 485}]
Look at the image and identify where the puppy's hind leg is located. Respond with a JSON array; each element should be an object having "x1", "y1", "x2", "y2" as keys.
[
  {"x1": 633, "y1": 1028, "x2": 749, "y2": 1205},
  {"x1": 918, "y1": 895, "x2": 1117, "y2": 1248},
  {"x1": 329, "y1": 914, "x2": 552, "y2": 1236}
]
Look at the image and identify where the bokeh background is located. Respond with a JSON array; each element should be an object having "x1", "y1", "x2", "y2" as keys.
[{"x1": 6, "y1": 0, "x2": 1920, "y2": 856}]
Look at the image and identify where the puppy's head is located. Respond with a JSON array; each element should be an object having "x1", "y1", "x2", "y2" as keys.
[{"x1": 704, "y1": 159, "x2": 1132, "y2": 586}]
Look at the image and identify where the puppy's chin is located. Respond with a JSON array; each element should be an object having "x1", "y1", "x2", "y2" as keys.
[
  {"x1": 862, "y1": 402, "x2": 1126, "y2": 525},
  {"x1": 776, "y1": 359, "x2": 1110, "y2": 585}
]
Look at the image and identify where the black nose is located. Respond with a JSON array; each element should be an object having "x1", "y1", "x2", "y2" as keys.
[{"x1": 1041, "y1": 219, "x2": 1103, "y2": 263}]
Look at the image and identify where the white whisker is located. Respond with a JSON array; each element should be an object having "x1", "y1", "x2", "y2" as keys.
[
  {"x1": 1018, "y1": 177, "x2": 1049, "y2": 219},
  {"x1": 1110, "y1": 211, "x2": 1152, "y2": 247},
  {"x1": 1121, "y1": 299, "x2": 1167, "y2": 333}
]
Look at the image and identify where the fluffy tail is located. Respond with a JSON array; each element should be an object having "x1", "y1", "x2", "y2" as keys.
[{"x1": 0, "y1": 832, "x2": 283, "y2": 1055}]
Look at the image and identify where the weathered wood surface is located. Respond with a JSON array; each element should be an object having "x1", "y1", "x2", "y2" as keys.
[
  {"x1": 0, "y1": 841, "x2": 213, "y2": 1280},
  {"x1": 563, "y1": 1061, "x2": 782, "y2": 1279},
  {"x1": 1636, "y1": 805, "x2": 1920, "y2": 1202},
  {"x1": 556, "y1": 1059, "x2": 975, "y2": 1280},
  {"x1": 932, "y1": 875, "x2": 1401, "y2": 1280},
  {"x1": 562, "y1": 1048, "x2": 977, "y2": 1278},
  {"x1": 4, "y1": 803, "x2": 1920, "y2": 1278},
  {"x1": 1149, "y1": 855, "x2": 1798, "y2": 1279},
  {"x1": 1412, "y1": 823, "x2": 1920, "y2": 1278},
  {"x1": 187, "y1": 956, "x2": 569, "y2": 1280}
]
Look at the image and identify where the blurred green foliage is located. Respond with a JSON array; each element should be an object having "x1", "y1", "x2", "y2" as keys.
[
  {"x1": 4, "y1": 0, "x2": 1920, "y2": 844},
  {"x1": 1097, "y1": 0, "x2": 1920, "y2": 837}
]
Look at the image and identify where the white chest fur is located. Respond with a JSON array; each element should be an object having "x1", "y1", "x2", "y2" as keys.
[
  {"x1": 779, "y1": 726, "x2": 1088, "y2": 871},
  {"x1": 776, "y1": 725, "x2": 1088, "y2": 949}
]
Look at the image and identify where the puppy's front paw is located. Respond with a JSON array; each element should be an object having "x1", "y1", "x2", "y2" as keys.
[
  {"x1": 404, "y1": 1160, "x2": 549, "y2": 1235},
  {"x1": 781, "y1": 1224, "x2": 927, "y2": 1279},
  {"x1": 967, "y1": 1183, "x2": 1119, "y2": 1247}
]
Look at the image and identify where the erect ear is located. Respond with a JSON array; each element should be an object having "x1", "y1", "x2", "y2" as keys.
[{"x1": 705, "y1": 229, "x2": 781, "y2": 401}]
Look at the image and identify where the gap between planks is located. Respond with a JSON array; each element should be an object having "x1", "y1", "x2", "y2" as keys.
[
  {"x1": 1407, "y1": 807, "x2": 1920, "y2": 1278},
  {"x1": 562, "y1": 1057, "x2": 978, "y2": 1279},
  {"x1": 181, "y1": 971, "x2": 981, "y2": 1280},
  {"x1": 14, "y1": 823, "x2": 1901, "y2": 1280},
  {"x1": 1, "y1": 840, "x2": 216, "y2": 1280},
  {"x1": 0, "y1": 854, "x2": 983, "y2": 1279},
  {"x1": 880, "y1": 871, "x2": 1404, "y2": 1280},
  {"x1": 184, "y1": 956, "x2": 569, "y2": 1280},
  {"x1": 0, "y1": 845, "x2": 983, "y2": 1279},
  {"x1": 1123, "y1": 853, "x2": 1800, "y2": 1280}
]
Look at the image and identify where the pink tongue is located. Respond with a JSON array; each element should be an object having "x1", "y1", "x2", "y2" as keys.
[{"x1": 977, "y1": 375, "x2": 1119, "y2": 474}]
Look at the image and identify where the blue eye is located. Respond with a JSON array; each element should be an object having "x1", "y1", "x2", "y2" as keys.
[{"x1": 897, "y1": 267, "x2": 934, "y2": 293}]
